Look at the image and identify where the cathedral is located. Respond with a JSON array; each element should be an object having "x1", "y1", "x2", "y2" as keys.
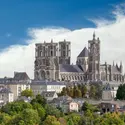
[{"x1": 34, "y1": 33, "x2": 125, "y2": 82}]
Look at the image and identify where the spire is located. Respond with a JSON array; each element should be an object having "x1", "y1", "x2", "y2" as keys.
[
  {"x1": 113, "y1": 61, "x2": 114, "y2": 66},
  {"x1": 51, "y1": 39, "x2": 53, "y2": 43},
  {"x1": 93, "y1": 31, "x2": 96, "y2": 40},
  {"x1": 120, "y1": 61, "x2": 122, "y2": 66}
]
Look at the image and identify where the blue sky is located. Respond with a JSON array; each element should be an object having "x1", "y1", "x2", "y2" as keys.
[{"x1": 0, "y1": 0, "x2": 124, "y2": 48}]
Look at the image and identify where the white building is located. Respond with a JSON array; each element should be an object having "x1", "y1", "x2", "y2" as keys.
[
  {"x1": 0, "y1": 88, "x2": 14, "y2": 104},
  {"x1": 31, "y1": 80, "x2": 66, "y2": 96}
]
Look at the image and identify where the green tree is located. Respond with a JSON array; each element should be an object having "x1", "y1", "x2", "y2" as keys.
[
  {"x1": 75, "y1": 89, "x2": 82, "y2": 98},
  {"x1": 22, "y1": 109, "x2": 40, "y2": 125},
  {"x1": 43, "y1": 115, "x2": 60, "y2": 125},
  {"x1": 116, "y1": 84, "x2": 125, "y2": 100},
  {"x1": 1, "y1": 101, "x2": 32, "y2": 115},
  {"x1": 45, "y1": 104, "x2": 61, "y2": 118},
  {"x1": 69, "y1": 88, "x2": 74, "y2": 97},
  {"x1": 81, "y1": 85, "x2": 87, "y2": 97},
  {"x1": 32, "y1": 102, "x2": 45, "y2": 119},
  {"x1": 67, "y1": 119, "x2": 74, "y2": 125},
  {"x1": 21, "y1": 89, "x2": 33, "y2": 98},
  {"x1": 0, "y1": 112, "x2": 12, "y2": 125},
  {"x1": 31, "y1": 94, "x2": 47, "y2": 107},
  {"x1": 61, "y1": 87, "x2": 67, "y2": 96},
  {"x1": 89, "y1": 85, "x2": 96, "y2": 98}
]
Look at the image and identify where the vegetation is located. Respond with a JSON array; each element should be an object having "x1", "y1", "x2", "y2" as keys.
[
  {"x1": 0, "y1": 94, "x2": 125, "y2": 125},
  {"x1": 60, "y1": 84, "x2": 103, "y2": 99},
  {"x1": 21, "y1": 89, "x2": 34, "y2": 98},
  {"x1": 116, "y1": 84, "x2": 125, "y2": 100}
]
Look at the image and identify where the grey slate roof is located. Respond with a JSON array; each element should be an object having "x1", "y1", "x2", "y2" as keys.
[
  {"x1": 78, "y1": 47, "x2": 88, "y2": 57},
  {"x1": 60, "y1": 64, "x2": 83, "y2": 73},
  {"x1": 0, "y1": 88, "x2": 12, "y2": 93},
  {"x1": 111, "y1": 66, "x2": 120, "y2": 74},
  {"x1": 41, "y1": 91, "x2": 56, "y2": 97},
  {"x1": 14, "y1": 72, "x2": 30, "y2": 80},
  {"x1": 31, "y1": 80, "x2": 65, "y2": 85}
]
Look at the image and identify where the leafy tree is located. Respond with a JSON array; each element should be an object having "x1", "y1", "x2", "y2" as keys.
[
  {"x1": 32, "y1": 102, "x2": 45, "y2": 119},
  {"x1": 61, "y1": 87, "x2": 67, "y2": 96},
  {"x1": 1, "y1": 101, "x2": 32, "y2": 115},
  {"x1": 81, "y1": 85, "x2": 87, "y2": 97},
  {"x1": 21, "y1": 89, "x2": 34, "y2": 98},
  {"x1": 75, "y1": 89, "x2": 82, "y2": 98},
  {"x1": 89, "y1": 85, "x2": 96, "y2": 98},
  {"x1": 31, "y1": 94, "x2": 47, "y2": 107},
  {"x1": 67, "y1": 119, "x2": 74, "y2": 125},
  {"x1": 116, "y1": 84, "x2": 125, "y2": 100},
  {"x1": 81, "y1": 101, "x2": 97, "y2": 113},
  {"x1": 45, "y1": 104, "x2": 61, "y2": 118},
  {"x1": 66, "y1": 113, "x2": 81, "y2": 125},
  {"x1": 22, "y1": 109, "x2": 40, "y2": 125},
  {"x1": 0, "y1": 112, "x2": 12, "y2": 125},
  {"x1": 43, "y1": 115, "x2": 60, "y2": 125},
  {"x1": 69, "y1": 88, "x2": 74, "y2": 97},
  {"x1": 58, "y1": 117, "x2": 67, "y2": 125}
]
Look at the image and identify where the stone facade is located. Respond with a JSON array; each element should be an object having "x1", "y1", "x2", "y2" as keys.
[{"x1": 34, "y1": 33, "x2": 125, "y2": 82}]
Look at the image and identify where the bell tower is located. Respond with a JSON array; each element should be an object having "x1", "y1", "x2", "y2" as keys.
[{"x1": 88, "y1": 32, "x2": 100, "y2": 81}]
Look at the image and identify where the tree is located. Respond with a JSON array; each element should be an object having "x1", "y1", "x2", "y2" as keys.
[
  {"x1": 31, "y1": 94, "x2": 47, "y2": 107},
  {"x1": 67, "y1": 119, "x2": 74, "y2": 125},
  {"x1": 81, "y1": 85, "x2": 87, "y2": 97},
  {"x1": 43, "y1": 115, "x2": 60, "y2": 125},
  {"x1": 1, "y1": 101, "x2": 33, "y2": 115},
  {"x1": 75, "y1": 89, "x2": 82, "y2": 98},
  {"x1": 61, "y1": 87, "x2": 67, "y2": 96},
  {"x1": 45, "y1": 104, "x2": 61, "y2": 118},
  {"x1": 116, "y1": 84, "x2": 125, "y2": 100},
  {"x1": 89, "y1": 85, "x2": 96, "y2": 98},
  {"x1": 32, "y1": 102, "x2": 45, "y2": 119},
  {"x1": 69, "y1": 88, "x2": 74, "y2": 97},
  {"x1": 21, "y1": 89, "x2": 33, "y2": 98}
]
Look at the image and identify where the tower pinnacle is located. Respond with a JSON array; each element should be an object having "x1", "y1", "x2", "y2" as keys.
[{"x1": 93, "y1": 31, "x2": 96, "y2": 40}]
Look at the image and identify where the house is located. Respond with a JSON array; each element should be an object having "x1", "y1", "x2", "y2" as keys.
[
  {"x1": 69, "y1": 101, "x2": 79, "y2": 112},
  {"x1": 41, "y1": 91, "x2": 58, "y2": 101},
  {"x1": 31, "y1": 80, "x2": 66, "y2": 96},
  {"x1": 0, "y1": 88, "x2": 14, "y2": 105},
  {"x1": 51, "y1": 96, "x2": 79, "y2": 113},
  {"x1": 102, "y1": 82, "x2": 121, "y2": 101}
]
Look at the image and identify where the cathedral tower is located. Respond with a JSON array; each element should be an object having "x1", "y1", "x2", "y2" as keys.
[
  {"x1": 88, "y1": 32, "x2": 100, "y2": 80},
  {"x1": 34, "y1": 40, "x2": 59, "y2": 81},
  {"x1": 59, "y1": 40, "x2": 71, "y2": 64}
]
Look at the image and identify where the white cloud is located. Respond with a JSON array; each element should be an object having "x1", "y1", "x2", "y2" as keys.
[{"x1": 0, "y1": 3, "x2": 125, "y2": 78}]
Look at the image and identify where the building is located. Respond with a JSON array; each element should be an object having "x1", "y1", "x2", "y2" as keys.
[
  {"x1": 0, "y1": 88, "x2": 14, "y2": 105},
  {"x1": 34, "y1": 33, "x2": 125, "y2": 82},
  {"x1": 4, "y1": 72, "x2": 31, "y2": 100},
  {"x1": 102, "y1": 82, "x2": 120, "y2": 101},
  {"x1": 30, "y1": 80, "x2": 66, "y2": 96},
  {"x1": 41, "y1": 91, "x2": 58, "y2": 101}
]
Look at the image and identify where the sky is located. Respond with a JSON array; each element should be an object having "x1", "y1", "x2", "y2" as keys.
[{"x1": 0, "y1": 0, "x2": 125, "y2": 78}]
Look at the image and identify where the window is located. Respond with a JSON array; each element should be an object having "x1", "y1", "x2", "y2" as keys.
[
  {"x1": 63, "y1": 51, "x2": 65, "y2": 56},
  {"x1": 51, "y1": 51, "x2": 53, "y2": 56}
]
